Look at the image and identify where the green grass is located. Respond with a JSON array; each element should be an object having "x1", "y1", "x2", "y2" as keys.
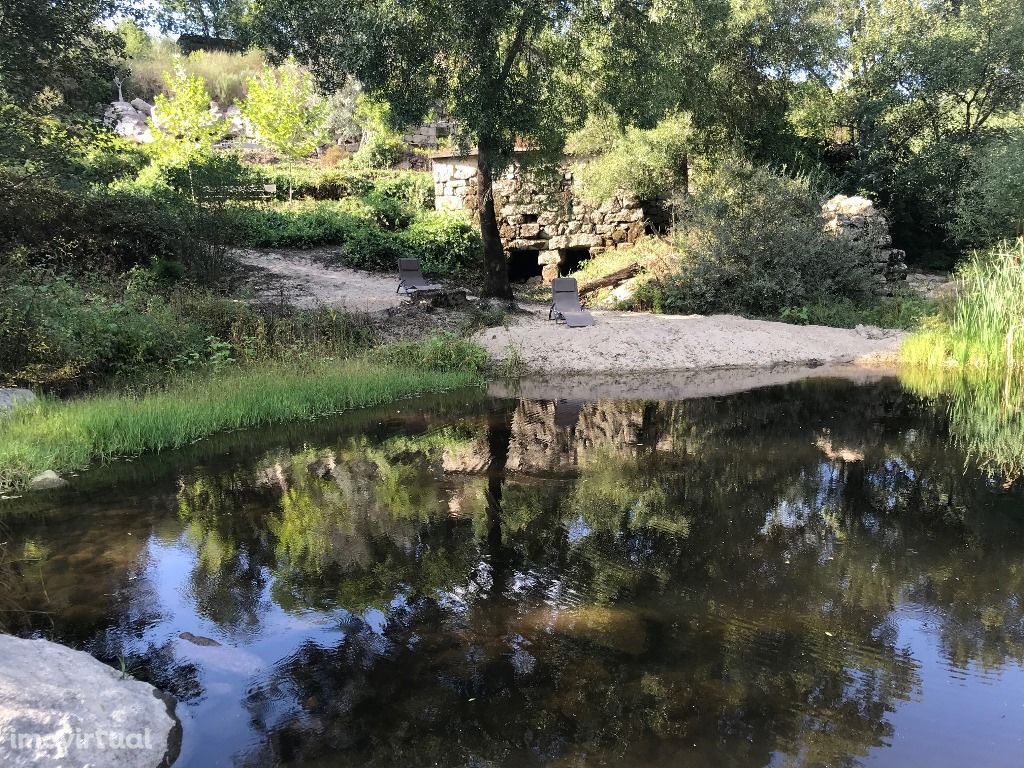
[
  {"x1": 0, "y1": 360, "x2": 481, "y2": 493},
  {"x1": 902, "y1": 239, "x2": 1024, "y2": 373}
]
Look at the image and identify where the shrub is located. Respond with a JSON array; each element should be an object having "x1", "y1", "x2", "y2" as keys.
[
  {"x1": 570, "y1": 112, "x2": 694, "y2": 202},
  {"x1": 228, "y1": 201, "x2": 481, "y2": 275},
  {"x1": 133, "y1": 150, "x2": 258, "y2": 197},
  {"x1": 631, "y1": 160, "x2": 875, "y2": 317},
  {"x1": 401, "y1": 212, "x2": 483, "y2": 276},
  {"x1": 953, "y1": 132, "x2": 1024, "y2": 249},
  {"x1": 0, "y1": 173, "x2": 199, "y2": 274}
]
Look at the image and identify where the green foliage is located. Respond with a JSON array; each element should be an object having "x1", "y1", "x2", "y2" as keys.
[
  {"x1": 902, "y1": 239, "x2": 1024, "y2": 375},
  {"x1": 0, "y1": 258, "x2": 381, "y2": 388},
  {"x1": 953, "y1": 132, "x2": 1024, "y2": 249},
  {"x1": 133, "y1": 150, "x2": 257, "y2": 197},
  {"x1": 150, "y1": 64, "x2": 228, "y2": 164},
  {"x1": 350, "y1": 99, "x2": 406, "y2": 169},
  {"x1": 778, "y1": 295, "x2": 936, "y2": 331},
  {"x1": 630, "y1": 160, "x2": 875, "y2": 317},
  {"x1": 228, "y1": 201, "x2": 481, "y2": 274},
  {"x1": 0, "y1": 0, "x2": 122, "y2": 111},
  {"x1": 570, "y1": 112, "x2": 695, "y2": 202},
  {"x1": 377, "y1": 333, "x2": 489, "y2": 374},
  {"x1": 242, "y1": 63, "x2": 328, "y2": 195},
  {"x1": 116, "y1": 20, "x2": 152, "y2": 59},
  {"x1": 154, "y1": 0, "x2": 253, "y2": 40},
  {"x1": 0, "y1": 360, "x2": 480, "y2": 493},
  {"x1": 0, "y1": 174, "x2": 198, "y2": 273}
]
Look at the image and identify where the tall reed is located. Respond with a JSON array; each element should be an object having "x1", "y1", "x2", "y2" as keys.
[{"x1": 902, "y1": 238, "x2": 1024, "y2": 374}]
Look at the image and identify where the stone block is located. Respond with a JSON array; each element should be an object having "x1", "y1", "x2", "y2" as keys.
[{"x1": 538, "y1": 250, "x2": 561, "y2": 265}]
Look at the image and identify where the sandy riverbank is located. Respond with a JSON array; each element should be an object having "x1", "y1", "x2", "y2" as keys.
[
  {"x1": 235, "y1": 250, "x2": 905, "y2": 375},
  {"x1": 474, "y1": 305, "x2": 904, "y2": 374}
]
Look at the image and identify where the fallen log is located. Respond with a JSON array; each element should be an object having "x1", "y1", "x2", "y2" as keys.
[{"x1": 578, "y1": 263, "x2": 640, "y2": 297}]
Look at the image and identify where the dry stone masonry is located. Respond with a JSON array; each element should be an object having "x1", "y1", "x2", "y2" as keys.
[
  {"x1": 433, "y1": 153, "x2": 663, "y2": 282},
  {"x1": 822, "y1": 194, "x2": 908, "y2": 293}
]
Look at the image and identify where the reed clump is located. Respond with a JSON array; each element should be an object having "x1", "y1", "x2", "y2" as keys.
[
  {"x1": 902, "y1": 239, "x2": 1024, "y2": 375},
  {"x1": 0, "y1": 361, "x2": 479, "y2": 493}
]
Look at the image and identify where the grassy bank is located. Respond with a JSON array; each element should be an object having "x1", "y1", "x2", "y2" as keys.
[
  {"x1": 902, "y1": 239, "x2": 1024, "y2": 373},
  {"x1": 0, "y1": 361, "x2": 481, "y2": 493}
]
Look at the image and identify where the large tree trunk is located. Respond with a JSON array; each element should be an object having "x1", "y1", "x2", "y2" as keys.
[{"x1": 477, "y1": 139, "x2": 514, "y2": 300}]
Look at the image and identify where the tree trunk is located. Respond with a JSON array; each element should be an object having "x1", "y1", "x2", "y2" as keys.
[{"x1": 477, "y1": 139, "x2": 514, "y2": 300}]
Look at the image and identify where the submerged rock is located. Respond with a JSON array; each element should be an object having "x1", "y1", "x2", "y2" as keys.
[
  {"x1": 178, "y1": 632, "x2": 221, "y2": 647},
  {"x1": 29, "y1": 471, "x2": 68, "y2": 491},
  {"x1": 0, "y1": 635, "x2": 181, "y2": 768}
]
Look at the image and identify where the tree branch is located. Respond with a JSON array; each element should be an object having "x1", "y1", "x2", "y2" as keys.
[{"x1": 496, "y1": 6, "x2": 535, "y2": 86}]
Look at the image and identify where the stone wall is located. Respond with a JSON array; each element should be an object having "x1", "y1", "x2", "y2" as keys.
[
  {"x1": 822, "y1": 195, "x2": 908, "y2": 293},
  {"x1": 433, "y1": 153, "x2": 662, "y2": 282}
]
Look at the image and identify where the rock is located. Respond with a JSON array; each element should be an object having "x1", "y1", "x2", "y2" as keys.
[
  {"x1": 29, "y1": 471, "x2": 67, "y2": 491},
  {"x1": 0, "y1": 388, "x2": 34, "y2": 413},
  {"x1": 129, "y1": 98, "x2": 153, "y2": 116},
  {"x1": 178, "y1": 632, "x2": 221, "y2": 647},
  {"x1": 0, "y1": 635, "x2": 180, "y2": 768},
  {"x1": 854, "y1": 324, "x2": 893, "y2": 340}
]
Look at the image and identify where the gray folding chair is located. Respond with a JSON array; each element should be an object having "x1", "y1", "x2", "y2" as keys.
[
  {"x1": 548, "y1": 277, "x2": 595, "y2": 327},
  {"x1": 397, "y1": 258, "x2": 442, "y2": 294}
]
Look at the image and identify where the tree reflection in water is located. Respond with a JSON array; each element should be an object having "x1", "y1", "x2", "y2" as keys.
[{"x1": 1, "y1": 379, "x2": 1022, "y2": 767}]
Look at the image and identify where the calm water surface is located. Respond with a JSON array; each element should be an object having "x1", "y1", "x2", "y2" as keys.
[{"x1": 2, "y1": 379, "x2": 1023, "y2": 767}]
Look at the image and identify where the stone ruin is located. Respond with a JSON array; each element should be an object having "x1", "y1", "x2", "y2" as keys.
[
  {"x1": 822, "y1": 194, "x2": 908, "y2": 293},
  {"x1": 432, "y1": 152, "x2": 665, "y2": 283}
]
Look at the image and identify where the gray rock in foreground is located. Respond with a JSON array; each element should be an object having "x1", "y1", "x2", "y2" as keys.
[
  {"x1": 0, "y1": 635, "x2": 181, "y2": 768},
  {"x1": 29, "y1": 470, "x2": 68, "y2": 491},
  {"x1": 0, "y1": 388, "x2": 34, "y2": 413}
]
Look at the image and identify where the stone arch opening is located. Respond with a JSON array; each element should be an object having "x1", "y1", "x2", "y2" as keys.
[
  {"x1": 507, "y1": 249, "x2": 544, "y2": 283},
  {"x1": 558, "y1": 248, "x2": 591, "y2": 277}
]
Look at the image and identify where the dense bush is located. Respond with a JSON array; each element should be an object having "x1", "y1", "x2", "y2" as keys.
[
  {"x1": 953, "y1": 132, "x2": 1024, "y2": 250},
  {"x1": 630, "y1": 161, "x2": 876, "y2": 317},
  {"x1": 0, "y1": 173, "x2": 198, "y2": 273},
  {"x1": 569, "y1": 112, "x2": 694, "y2": 202},
  {"x1": 132, "y1": 151, "x2": 260, "y2": 197},
  {"x1": 228, "y1": 202, "x2": 482, "y2": 275},
  {"x1": 258, "y1": 164, "x2": 433, "y2": 205},
  {"x1": 0, "y1": 262, "x2": 378, "y2": 388}
]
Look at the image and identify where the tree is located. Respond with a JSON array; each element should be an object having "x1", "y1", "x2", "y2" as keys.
[
  {"x1": 241, "y1": 63, "x2": 328, "y2": 198},
  {"x1": 0, "y1": 0, "x2": 123, "y2": 112},
  {"x1": 148, "y1": 65, "x2": 228, "y2": 198},
  {"x1": 154, "y1": 0, "x2": 252, "y2": 40},
  {"x1": 253, "y1": 0, "x2": 661, "y2": 299}
]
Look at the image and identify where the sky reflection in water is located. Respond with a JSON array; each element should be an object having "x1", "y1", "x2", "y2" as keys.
[{"x1": 1, "y1": 378, "x2": 1023, "y2": 767}]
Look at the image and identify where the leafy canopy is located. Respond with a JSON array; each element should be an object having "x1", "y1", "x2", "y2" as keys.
[{"x1": 242, "y1": 63, "x2": 328, "y2": 162}]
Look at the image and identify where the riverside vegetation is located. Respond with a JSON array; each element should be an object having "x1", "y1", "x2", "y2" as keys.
[{"x1": 3, "y1": 0, "x2": 1024, "y2": 493}]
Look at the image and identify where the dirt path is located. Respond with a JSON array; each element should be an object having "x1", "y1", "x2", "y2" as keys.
[
  {"x1": 235, "y1": 248, "x2": 407, "y2": 313},
  {"x1": 235, "y1": 249, "x2": 904, "y2": 373}
]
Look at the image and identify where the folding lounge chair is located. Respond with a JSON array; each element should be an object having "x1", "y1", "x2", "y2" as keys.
[
  {"x1": 548, "y1": 277, "x2": 595, "y2": 327},
  {"x1": 396, "y1": 258, "x2": 442, "y2": 294}
]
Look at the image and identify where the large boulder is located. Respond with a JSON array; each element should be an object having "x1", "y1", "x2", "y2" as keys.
[
  {"x1": 104, "y1": 101, "x2": 153, "y2": 144},
  {"x1": 0, "y1": 388, "x2": 34, "y2": 414},
  {"x1": 0, "y1": 635, "x2": 181, "y2": 768}
]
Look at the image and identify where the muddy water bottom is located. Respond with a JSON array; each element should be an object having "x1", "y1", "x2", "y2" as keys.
[{"x1": 1, "y1": 378, "x2": 1023, "y2": 767}]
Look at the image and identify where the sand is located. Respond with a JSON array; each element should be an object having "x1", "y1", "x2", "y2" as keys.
[
  {"x1": 473, "y1": 305, "x2": 904, "y2": 374},
  {"x1": 234, "y1": 249, "x2": 905, "y2": 375}
]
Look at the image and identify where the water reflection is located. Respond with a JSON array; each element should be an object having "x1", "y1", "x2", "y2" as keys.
[{"x1": 1, "y1": 379, "x2": 1023, "y2": 767}]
